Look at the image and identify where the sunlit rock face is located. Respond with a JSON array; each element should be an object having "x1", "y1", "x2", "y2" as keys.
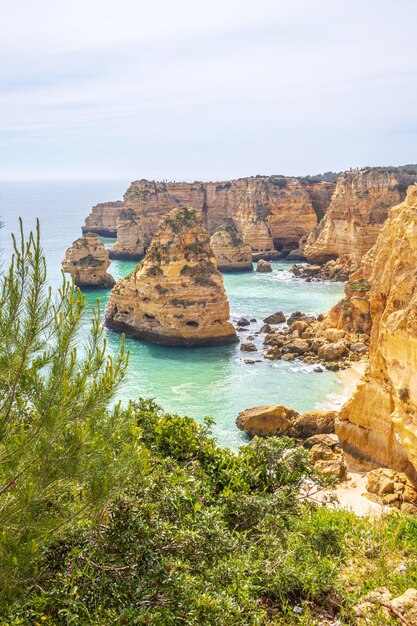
[
  {"x1": 83, "y1": 177, "x2": 335, "y2": 257},
  {"x1": 62, "y1": 233, "x2": 115, "y2": 288},
  {"x1": 82, "y1": 201, "x2": 124, "y2": 236},
  {"x1": 336, "y1": 186, "x2": 417, "y2": 482},
  {"x1": 105, "y1": 206, "x2": 238, "y2": 347},
  {"x1": 304, "y1": 168, "x2": 416, "y2": 268},
  {"x1": 210, "y1": 224, "x2": 253, "y2": 271},
  {"x1": 108, "y1": 208, "x2": 144, "y2": 260}
]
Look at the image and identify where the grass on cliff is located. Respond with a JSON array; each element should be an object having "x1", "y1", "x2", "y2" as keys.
[{"x1": 1, "y1": 225, "x2": 417, "y2": 625}]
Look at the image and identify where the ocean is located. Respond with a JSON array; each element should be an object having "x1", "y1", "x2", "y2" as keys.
[{"x1": 0, "y1": 180, "x2": 345, "y2": 448}]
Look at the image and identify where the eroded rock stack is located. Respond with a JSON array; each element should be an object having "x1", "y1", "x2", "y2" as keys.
[
  {"x1": 109, "y1": 208, "x2": 144, "y2": 260},
  {"x1": 62, "y1": 233, "x2": 115, "y2": 288},
  {"x1": 336, "y1": 186, "x2": 417, "y2": 481},
  {"x1": 105, "y1": 206, "x2": 238, "y2": 346},
  {"x1": 83, "y1": 201, "x2": 124, "y2": 236},
  {"x1": 210, "y1": 224, "x2": 253, "y2": 271}
]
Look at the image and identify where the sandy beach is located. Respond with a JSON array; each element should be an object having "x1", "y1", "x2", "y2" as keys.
[{"x1": 337, "y1": 360, "x2": 367, "y2": 398}]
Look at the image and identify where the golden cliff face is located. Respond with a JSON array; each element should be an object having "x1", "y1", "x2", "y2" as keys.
[
  {"x1": 82, "y1": 201, "x2": 124, "y2": 236},
  {"x1": 108, "y1": 208, "x2": 144, "y2": 260},
  {"x1": 304, "y1": 169, "x2": 415, "y2": 267},
  {"x1": 105, "y1": 207, "x2": 238, "y2": 347},
  {"x1": 62, "y1": 233, "x2": 115, "y2": 288},
  {"x1": 83, "y1": 177, "x2": 335, "y2": 257},
  {"x1": 336, "y1": 186, "x2": 417, "y2": 481},
  {"x1": 210, "y1": 224, "x2": 253, "y2": 271}
]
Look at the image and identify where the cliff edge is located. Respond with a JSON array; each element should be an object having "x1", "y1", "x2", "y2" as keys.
[{"x1": 336, "y1": 185, "x2": 417, "y2": 482}]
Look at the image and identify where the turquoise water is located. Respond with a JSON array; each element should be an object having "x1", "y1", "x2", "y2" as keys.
[{"x1": 0, "y1": 181, "x2": 344, "y2": 447}]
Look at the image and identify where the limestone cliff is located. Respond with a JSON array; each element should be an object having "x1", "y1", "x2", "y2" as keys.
[
  {"x1": 83, "y1": 177, "x2": 335, "y2": 257},
  {"x1": 108, "y1": 208, "x2": 144, "y2": 260},
  {"x1": 62, "y1": 233, "x2": 115, "y2": 288},
  {"x1": 82, "y1": 201, "x2": 124, "y2": 236},
  {"x1": 304, "y1": 168, "x2": 416, "y2": 268},
  {"x1": 336, "y1": 186, "x2": 417, "y2": 481},
  {"x1": 105, "y1": 206, "x2": 238, "y2": 346},
  {"x1": 210, "y1": 224, "x2": 253, "y2": 271}
]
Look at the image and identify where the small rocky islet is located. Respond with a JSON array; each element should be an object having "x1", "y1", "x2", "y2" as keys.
[
  {"x1": 62, "y1": 232, "x2": 115, "y2": 288},
  {"x1": 70, "y1": 168, "x2": 417, "y2": 513},
  {"x1": 105, "y1": 206, "x2": 238, "y2": 347}
]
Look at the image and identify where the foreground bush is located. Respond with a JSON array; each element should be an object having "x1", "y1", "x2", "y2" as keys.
[
  {"x1": 0, "y1": 223, "x2": 142, "y2": 603},
  {"x1": 2, "y1": 401, "x2": 417, "y2": 625},
  {"x1": 1, "y1": 227, "x2": 416, "y2": 625}
]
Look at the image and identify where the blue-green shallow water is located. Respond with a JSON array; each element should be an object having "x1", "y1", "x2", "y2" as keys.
[{"x1": 0, "y1": 181, "x2": 345, "y2": 448}]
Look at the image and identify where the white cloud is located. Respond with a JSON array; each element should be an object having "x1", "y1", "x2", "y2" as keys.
[{"x1": 0, "y1": 0, "x2": 416, "y2": 179}]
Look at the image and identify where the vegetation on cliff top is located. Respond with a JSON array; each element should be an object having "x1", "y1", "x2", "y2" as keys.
[{"x1": 0, "y1": 226, "x2": 416, "y2": 625}]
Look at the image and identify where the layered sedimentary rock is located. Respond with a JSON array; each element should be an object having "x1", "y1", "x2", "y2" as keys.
[
  {"x1": 108, "y1": 208, "x2": 144, "y2": 260},
  {"x1": 324, "y1": 276, "x2": 372, "y2": 335},
  {"x1": 209, "y1": 224, "x2": 253, "y2": 271},
  {"x1": 62, "y1": 233, "x2": 115, "y2": 288},
  {"x1": 304, "y1": 168, "x2": 416, "y2": 268},
  {"x1": 83, "y1": 177, "x2": 335, "y2": 257},
  {"x1": 105, "y1": 206, "x2": 238, "y2": 346},
  {"x1": 336, "y1": 186, "x2": 417, "y2": 481},
  {"x1": 82, "y1": 201, "x2": 124, "y2": 236}
]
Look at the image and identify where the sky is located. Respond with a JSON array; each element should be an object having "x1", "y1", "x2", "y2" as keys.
[{"x1": 0, "y1": 0, "x2": 416, "y2": 181}]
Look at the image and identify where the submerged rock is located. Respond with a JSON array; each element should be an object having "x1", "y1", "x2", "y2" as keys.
[
  {"x1": 62, "y1": 233, "x2": 115, "y2": 288},
  {"x1": 240, "y1": 342, "x2": 257, "y2": 352},
  {"x1": 210, "y1": 224, "x2": 253, "y2": 271},
  {"x1": 105, "y1": 206, "x2": 238, "y2": 347}
]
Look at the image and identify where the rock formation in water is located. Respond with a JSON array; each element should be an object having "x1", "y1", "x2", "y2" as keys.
[
  {"x1": 108, "y1": 208, "x2": 144, "y2": 260},
  {"x1": 256, "y1": 259, "x2": 272, "y2": 273},
  {"x1": 62, "y1": 233, "x2": 115, "y2": 288},
  {"x1": 262, "y1": 310, "x2": 369, "y2": 368},
  {"x1": 304, "y1": 168, "x2": 416, "y2": 270},
  {"x1": 82, "y1": 201, "x2": 124, "y2": 237},
  {"x1": 83, "y1": 176, "x2": 335, "y2": 258},
  {"x1": 209, "y1": 224, "x2": 253, "y2": 271},
  {"x1": 105, "y1": 206, "x2": 238, "y2": 346},
  {"x1": 336, "y1": 185, "x2": 417, "y2": 482}
]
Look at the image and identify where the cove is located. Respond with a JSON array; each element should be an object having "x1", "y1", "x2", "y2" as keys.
[
  {"x1": 0, "y1": 181, "x2": 344, "y2": 449},
  {"x1": 85, "y1": 255, "x2": 344, "y2": 448}
]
